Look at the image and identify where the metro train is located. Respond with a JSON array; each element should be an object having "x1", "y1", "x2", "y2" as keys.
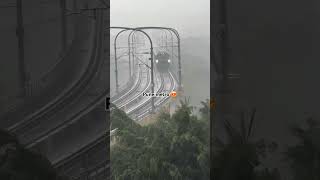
[{"x1": 155, "y1": 51, "x2": 171, "y2": 72}]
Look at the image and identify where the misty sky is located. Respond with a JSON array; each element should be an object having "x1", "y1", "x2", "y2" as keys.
[{"x1": 110, "y1": 0, "x2": 210, "y2": 38}]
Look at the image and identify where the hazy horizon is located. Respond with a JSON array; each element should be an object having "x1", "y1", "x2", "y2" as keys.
[{"x1": 110, "y1": 0, "x2": 210, "y2": 38}]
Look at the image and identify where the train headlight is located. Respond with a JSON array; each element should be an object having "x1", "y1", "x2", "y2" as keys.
[
  {"x1": 168, "y1": 59, "x2": 171, "y2": 63},
  {"x1": 155, "y1": 59, "x2": 159, "y2": 63}
]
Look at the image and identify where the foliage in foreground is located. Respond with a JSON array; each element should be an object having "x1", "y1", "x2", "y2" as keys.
[
  {"x1": 211, "y1": 108, "x2": 280, "y2": 180},
  {"x1": 111, "y1": 99, "x2": 210, "y2": 180},
  {"x1": 284, "y1": 117, "x2": 320, "y2": 180}
]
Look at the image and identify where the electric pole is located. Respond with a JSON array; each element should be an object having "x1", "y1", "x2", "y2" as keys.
[
  {"x1": 212, "y1": 0, "x2": 229, "y2": 179},
  {"x1": 16, "y1": 0, "x2": 28, "y2": 97}
]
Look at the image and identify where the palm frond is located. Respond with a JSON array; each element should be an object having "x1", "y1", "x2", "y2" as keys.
[
  {"x1": 223, "y1": 119, "x2": 241, "y2": 143},
  {"x1": 247, "y1": 108, "x2": 257, "y2": 140}
]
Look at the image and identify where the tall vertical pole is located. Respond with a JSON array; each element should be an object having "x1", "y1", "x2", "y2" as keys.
[
  {"x1": 212, "y1": 0, "x2": 229, "y2": 179},
  {"x1": 16, "y1": 0, "x2": 28, "y2": 97},
  {"x1": 128, "y1": 40, "x2": 131, "y2": 79},
  {"x1": 60, "y1": 0, "x2": 67, "y2": 53},
  {"x1": 128, "y1": 31, "x2": 138, "y2": 80},
  {"x1": 165, "y1": 32, "x2": 168, "y2": 49},
  {"x1": 161, "y1": 33, "x2": 164, "y2": 47},
  {"x1": 177, "y1": 37, "x2": 182, "y2": 91},
  {"x1": 114, "y1": 43, "x2": 119, "y2": 93},
  {"x1": 130, "y1": 29, "x2": 155, "y2": 112},
  {"x1": 165, "y1": 29, "x2": 174, "y2": 61},
  {"x1": 150, "y1": 46, "x2": 155, "y2": 113},
  {"x1": 169, "y1": 28, "x2": 182, "y2": 91},
  {"x1": 132, "y1": 33, "x2": 136, "y2": 77},
  {"x1": 170, "y1": 31, "x2": 174, "y2": 58},
  {"x1": 114, "y1": 29, "x2": 128, "y2": 93}
]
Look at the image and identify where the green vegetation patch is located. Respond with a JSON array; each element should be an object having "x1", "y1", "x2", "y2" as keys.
[{"x1": 111, "y1": 99, "x2": 210, "y2": 180}]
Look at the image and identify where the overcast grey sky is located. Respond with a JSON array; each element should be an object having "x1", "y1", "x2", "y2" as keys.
[{"x1": 110, "y1": 0, "x2": 210, "y2": 38}]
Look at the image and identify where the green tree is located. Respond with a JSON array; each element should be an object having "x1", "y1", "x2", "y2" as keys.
[
  {"x1": 111, "y1": 98, "x2": 210, "y2": 180},
  {"x1": 199, "y1": 99, "x2": 210, "y2": 120}
]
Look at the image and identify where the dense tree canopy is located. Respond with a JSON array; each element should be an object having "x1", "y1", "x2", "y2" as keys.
[{"x1": 111, "y1": 99, "x2": 210, "y2": 180}]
